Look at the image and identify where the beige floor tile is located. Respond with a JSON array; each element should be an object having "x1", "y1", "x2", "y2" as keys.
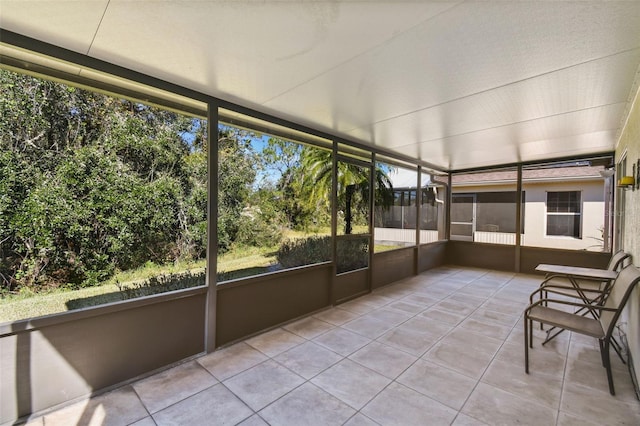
[
  {"x1": 313, "y1": 307, "x2": 360, "y2": 326},
  {"x1": 259, "y1": 383, "x2": 355, "y2": 426},
  {"x1": 311, "y1": 359, "x2": 391, "y2": 409},
  {"x1": 197, "y1": 342, "x2": 267, "y2": 381},
  {"x1": 43, "y1": 386, "x2": 147, "y2": 426},
  {"x1": 481, "y1": 299, "x2": 526, "y2": 316},
  {"x1": 129, "y1": 417, "x2": 156, "y2": 426},
  {"x1": 349, "y1": 341, "x2": 418, "y2": 379},
  {"x1": 556, "y1": 412, "x2": 602, "y2": 426},
  {"x1": 336, "y1": 299, "x2": 378, "y2": 315},
  {"x1": 444, "y1": 328, "x2": 504, "y2": 356},
  {"x1": 468, "y1": 308, "x2": 519, "y2": 327},
  {"x1": 357, "y1": 293, "x2": 395, "y2": 307},
  {"x1": 374, "y1": 283, "x2": 415, "y2": 299},
  {"x1": 223, "y1": 360, "x2": 304, "y2": 411},
  {"x1": 387, "y1": 300, "x2": 425, "y2": 314},
  {"x1": 133, "y1": 360, "x2": 217, "y2": 414},
  {"x1": 507, "y1": 321, "x2": 570, "y2": 357},
  {"x1": 461, "y1": 382, "x2": 557, "y2": 426},
  {"x1": 282, "y1": 316, "x2": 334, "y2": 340},
  {"x1": 448, "y1": 293, "x2": 486, "y2": 307},
  {"x1": 423, "y1": 339, "x2": 495, "y2": 379},
  {"x1": 564, "y1": 358, "x2": 638, "y2": 402},
  {"x1": 274, "y1": 341, "x2": 343, "y2": 379},
  {"x1": 451, "y1": 413, "x2": 489, "y2": 425},
  {"x1": 401, "y1": 315, "x2": 453, "y2": 336},
  {"x1": 343, "y1": 412, "x2": 379, "y2": 426},
  {"x1": 362, "y1": 382, "x2": 457, "y2": 426},
  {"x1": 414, "y1": 287, "x2": 454, "y2": 300},
  {"x1": 566, "y1": 340, "x2": 627, "y2": 372},
  {"x1": 376, "y1": 326, "x2": 440, "y2": 356},
  {"x1": 433, "y1": 299, "x2": 477, "y2": 316},
  {"x1": 398, "y1": 359, "x2": 477, "y2": 410},
  {"x1": 152, "y1": 384, "x2": 252, "y2": 426},
  {"x1": 237, "y1": 414, "x2": 269, "y2": 426},
  {"x1": 560, "y1": 383, "x2": 640, "y2": 425},
  {"x1": 342, "y1": 315, "x2": 396, "y2": 339},
  {"x1": 419, "y1": 307, "x2": 467, "y2": 325},
  {"x1": 455, "y1": 287, "x2": 496, "y2": 299},
  {"x1": 313, "y1": 327, "x2": 371, "y2": 356},
  {"x1": 370, "y1": 308, "x2": 413, "y2": 326},
  {"x1": 245, "y1": 328, "x2": 305, "y2": 357},
  {"x1": 497, "y1": 340, "x2": 566, "y2": 378},
  {"x1": 400, "y1": 293, "x2": 439, "y2": 307},
  {"x1": 481, "y1": 357, "x2": 563, "y2": 409},
  {"x1": 459, "y1": 317, "x2": 513, "y2": 340}
]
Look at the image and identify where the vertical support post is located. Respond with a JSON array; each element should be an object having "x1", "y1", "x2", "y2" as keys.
[
  {"x1": 515, "y1": 164, "x2": 523, "y2": 273},
  {"x1": 368, "y1": 153, "x2": 375, "y2": 293},
  {"x1": 330, "y1": 142, "x2": 338, "y2": 304},
  {"x1": 446, "y1": 173, "x2": 452, "y2": 240},
  {"x1": 415, "y1": 166, "x2": 422, "y2": 275},
  {"x1": 602, "y1": 172, "x2": 613, "y2": 252},
  {"x1": 205, "y1": 102, "x2": 219, "y2": 352}
]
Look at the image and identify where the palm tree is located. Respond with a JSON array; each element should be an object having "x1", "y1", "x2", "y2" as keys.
[{"x1": 301, "y1": 148, "x2": 394, "y2": 234}]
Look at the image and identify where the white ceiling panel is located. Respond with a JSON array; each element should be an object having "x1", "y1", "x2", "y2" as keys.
[
  {"x1": 1, "y1": 1, "x2": 639, "y2": 171},
  {"x1": 0, "y1": 1, "x2": 108, "y2": 54},
  {"x1": 89, "y1": 1, "x2": 459, "y2": 104},
  {"x1": 417, "y1": 105, "x2": 625, "y2": 169},
  {"x1": 347, "y1": 50, "x2": 640, "y2": 148}
]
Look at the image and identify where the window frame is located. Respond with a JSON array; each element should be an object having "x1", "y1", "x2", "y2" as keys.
[{"x1": 545, "y1": 190, "x2": 582, "y2": 239}]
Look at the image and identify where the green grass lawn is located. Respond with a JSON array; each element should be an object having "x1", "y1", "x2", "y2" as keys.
[{"x1": 0, "y1": 231, "x2": 407, "y2": 323}]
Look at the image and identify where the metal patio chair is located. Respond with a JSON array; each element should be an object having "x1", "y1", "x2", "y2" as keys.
[
  {"x1": 533, "y1": 251, "x2": 631, "y2": 346},
  {"x1": 538, "y1": 251, "x2": 631, "y2": 302},
  {"x1": 524, "y1": 264, "x2": 640, "y2": 395}
]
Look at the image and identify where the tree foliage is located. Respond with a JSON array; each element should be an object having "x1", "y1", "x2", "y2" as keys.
[
  {"x1": 0, "y1": 69, "x2": 394, "y2": 293},
  {"x1": 0, "y1": 70, "x2": 211, "y2": 290}
]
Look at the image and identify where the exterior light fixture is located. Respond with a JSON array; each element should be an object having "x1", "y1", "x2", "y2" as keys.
[{"x1": 617, "y1": 176, "x2": 635, "y2": 189}]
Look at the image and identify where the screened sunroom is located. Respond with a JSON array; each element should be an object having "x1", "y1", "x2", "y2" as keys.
[{"x1": 1, "y1": 2, "x2": 640, "y2": 424}]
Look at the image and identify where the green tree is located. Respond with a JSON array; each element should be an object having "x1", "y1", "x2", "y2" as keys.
[
  {"x1": 217, "y1": 126, "x2": 257, "y2": 252},
  {"x1": 301, "y1": 149, "x2": 393, "y2": 234},
  {"x1": 0, "y1": 69, "x2": 211, "y2": 290}
]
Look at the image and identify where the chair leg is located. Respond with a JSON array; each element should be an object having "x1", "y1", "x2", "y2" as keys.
[
  {"x1": 602, "y1": 339, "x2": 615, "y2": 395},
  {"x1": 524, "y1": 314, "x2": 529, "y2": 374}
]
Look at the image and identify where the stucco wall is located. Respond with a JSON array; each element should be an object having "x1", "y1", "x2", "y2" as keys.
[
  {"x1": 522, "y1": 181, "x2": 605, "y2": 251},
  {"x1": 615, "y1": 81, "x2": 640, "y2": 390},
  {"x1": 452, "y1": 181, "x2": 606, "y2": 251}
]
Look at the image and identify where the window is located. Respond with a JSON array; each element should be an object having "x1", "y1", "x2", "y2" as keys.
[
  {"x1": 0, "y1": 69, "x2": 208, "y2": 323},
  {"x1": 217, "y1": 110, "x2": 333, "y2": 282},
  {"x1": 374, "y1": 163, "x2": 417, "y2": 251},
  {"x1": 546, "y1": 191, "x2": 581, "y2": 238}
]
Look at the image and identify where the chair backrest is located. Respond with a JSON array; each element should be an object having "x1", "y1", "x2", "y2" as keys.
[
  {"x1": 600, "y1": 265, "x2": 640, "y2": 338},
  {"x1": 607, "y1": 251, "x2": 631, "y2": 271}
]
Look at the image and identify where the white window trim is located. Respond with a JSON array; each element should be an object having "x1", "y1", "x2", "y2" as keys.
[{"x1": 544, "y1": 190, "x2": 582, "y2": 239}]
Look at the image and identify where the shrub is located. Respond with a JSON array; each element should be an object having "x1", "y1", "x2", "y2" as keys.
[
  {"x1": 234, "y1": 212, "x2": 283, "y2": 248},
  {"x1": 116, "y1": 269, "x2": 205, "y2": 300},
  {"x1": 277, "y1": 236, "x2": 331, "y2": 269},
  {"x1": 277, "y1": 235, "x2": 369, "y2": 273},
  {"x1": 336, "y1": 237, "x2": 369, "y2": 273}
]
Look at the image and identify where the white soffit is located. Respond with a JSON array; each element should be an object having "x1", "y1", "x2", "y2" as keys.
[{"x1": 1, "y1": 1, "x2": 640, "y2": 171}]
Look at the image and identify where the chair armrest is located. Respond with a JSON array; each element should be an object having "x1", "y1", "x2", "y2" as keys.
[{"x1": 525, "y1": 297, "x2": 617, "y2": 313}]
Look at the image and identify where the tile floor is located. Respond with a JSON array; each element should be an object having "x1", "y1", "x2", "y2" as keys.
[{"x1": 22, "y1": 266, "x2": 640, "y2": 425}]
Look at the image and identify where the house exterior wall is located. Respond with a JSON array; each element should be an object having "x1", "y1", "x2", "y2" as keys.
[
  {"x1": 452, "y1": 181, "x2": 605, "y2": 251},
  {"x1": 615, "y1": 82, "x2": 640, "y2": 391},
  {"x1": 522, "y1": 181, "x2": 605, "y2": 251}
]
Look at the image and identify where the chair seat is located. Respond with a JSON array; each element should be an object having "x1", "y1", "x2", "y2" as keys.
[{"x1": 527, "y1": 305, "x2": 604, "y2": 338}]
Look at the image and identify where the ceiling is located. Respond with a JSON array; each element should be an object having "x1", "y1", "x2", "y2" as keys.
[{"x1": 1, "y1": 1, "x2": 640, "y2": 171}]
